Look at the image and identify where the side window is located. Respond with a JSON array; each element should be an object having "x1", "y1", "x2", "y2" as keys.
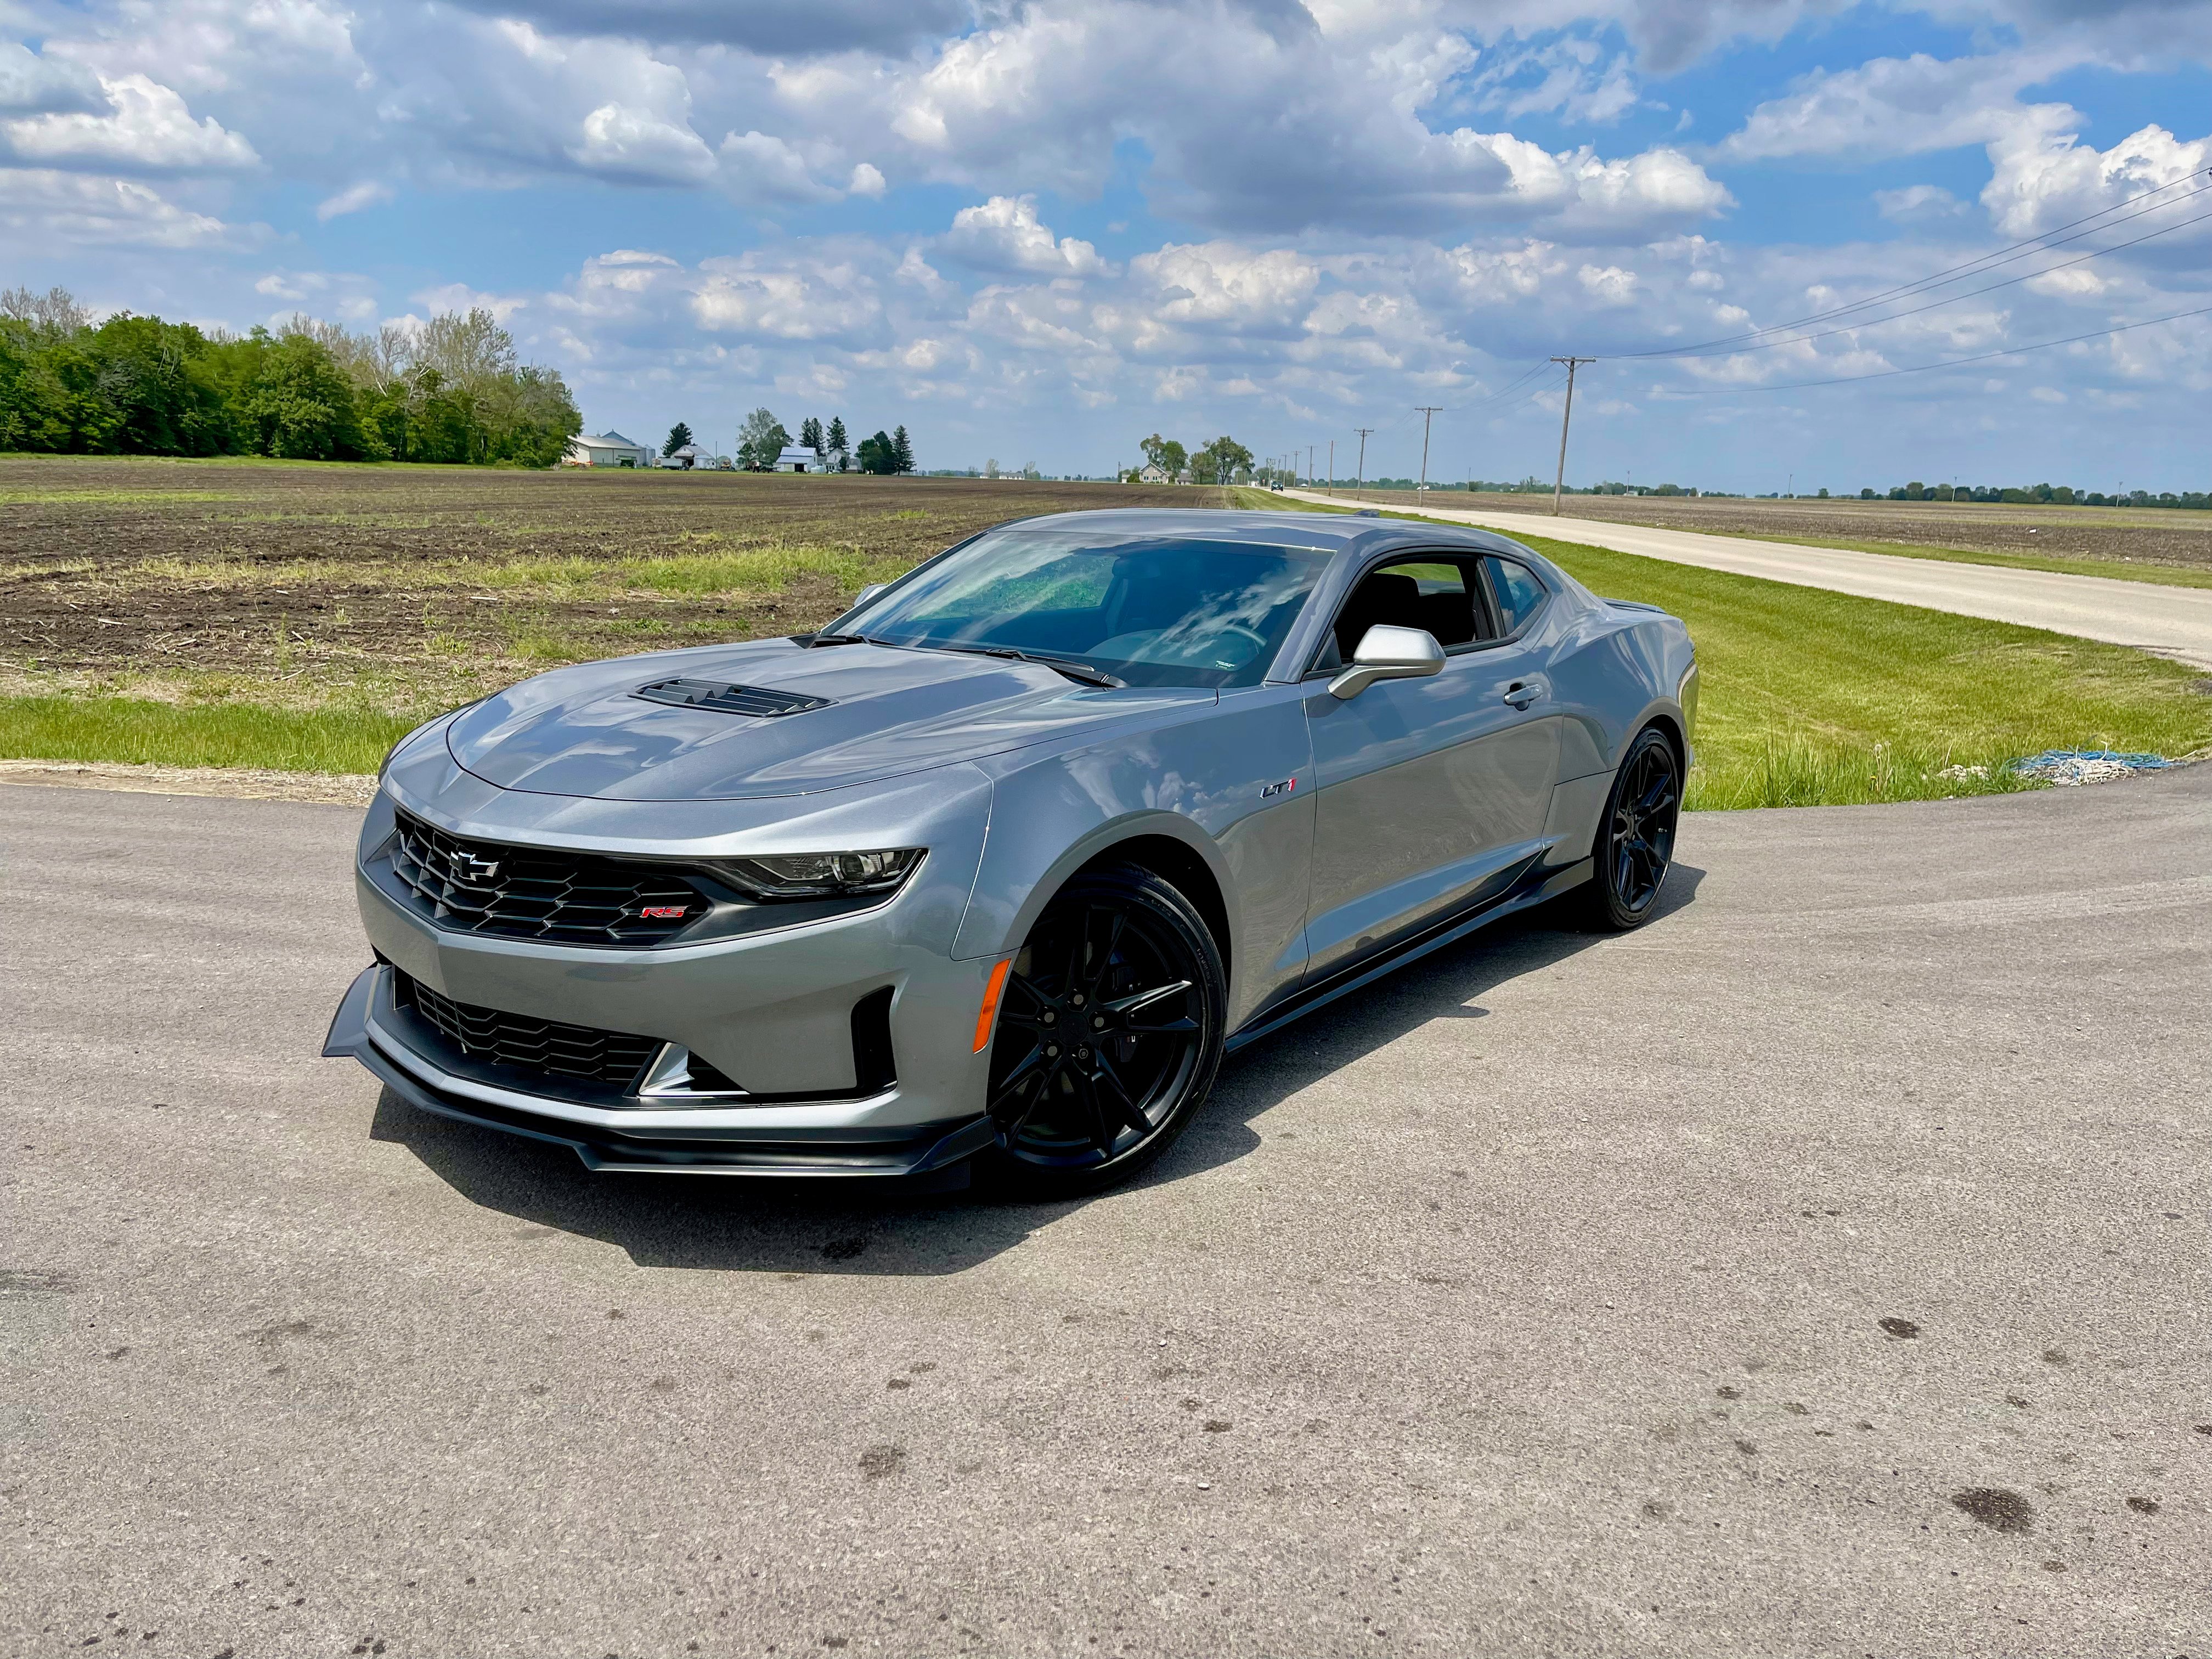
[
  {"x1": 1484, "y1": 556, "x2": 1548, "y2": 636},
  {"x1": 1315, "y1": 556, "x2": 1496, "y2": 669}
]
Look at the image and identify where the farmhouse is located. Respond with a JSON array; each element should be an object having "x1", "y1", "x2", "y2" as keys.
[
  {"x1": 565, "y1": 431, "x2": 651, "y2": 468},
  {"x1": 1138, "y1": 462, "x2": 1171, "y2": 484}
]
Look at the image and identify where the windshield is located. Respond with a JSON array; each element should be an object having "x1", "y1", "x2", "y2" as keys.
[{"x1": 843, "y1": 528, "x2": 1333, "y2": 689}]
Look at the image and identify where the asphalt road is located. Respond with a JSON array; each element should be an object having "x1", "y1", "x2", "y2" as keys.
[
  {"x1": 4, "y1": 775, "x2": 2209, "y2": 1657},
  {"x1": 1285, "y1": 488, "x2": 2212, "y2": 671}
]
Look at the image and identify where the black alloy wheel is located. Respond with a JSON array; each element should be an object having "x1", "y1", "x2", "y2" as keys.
[
  {"x1": 982, "y1": 864, "x2": 1226, "y2": 1194},
  {"x1": 1585, "y1": 724, "x2": 1681, "y2": 930}
]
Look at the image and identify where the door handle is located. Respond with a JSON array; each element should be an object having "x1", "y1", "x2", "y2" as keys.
[{"x1": 1502, "y1": 681, "x2": 1544, "y2": 709}]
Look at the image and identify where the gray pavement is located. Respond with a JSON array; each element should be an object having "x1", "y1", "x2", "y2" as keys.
[
  {"x1": 3, "y1": 774, "x2": 2209, "y2": 1657},
  {"x1": 1285, "y1": 488, "x2": 2212, "y2": 670}
]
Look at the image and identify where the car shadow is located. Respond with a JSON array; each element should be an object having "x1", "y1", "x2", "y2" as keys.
[{"x1": 371, "y1": 865, "x2": 1704, "y2": 1275}]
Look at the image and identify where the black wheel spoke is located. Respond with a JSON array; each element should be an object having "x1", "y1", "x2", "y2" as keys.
[
  {"x1": 1070, "y1": 1069, "x2": 1117, "y2": 1154},
  {"x1": 1104, "y1": 978, "x2": 1192, "y2": 1018},
  {"x1": 1092, "y1": 1056, "x2": 1152, "y2": 1138},
  {"x1": 991, "y1": 1068, "x2": 1048, "y2": 1137}
]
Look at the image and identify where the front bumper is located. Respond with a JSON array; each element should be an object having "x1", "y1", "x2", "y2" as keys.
[
  {"x1": 325, "y1": 964, "x2": 995, "y2": 1176},
  {"x1": 325, "y1": 758, "x2": 1007, "y2": 1177}
]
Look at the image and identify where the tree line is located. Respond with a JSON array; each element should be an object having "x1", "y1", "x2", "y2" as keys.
[
  {"x1": 1866, "y1": 480, "x2": 2208, "y2": 509},
  {"x1": 659, "y1": 408, "x2": 915, "y2": 473},
  {"x1": 0, "y1": 286, "x2": 582, "y2": 466},
  {"x1": 1127, "y1": 433, "x2": 1255, "y2": 484}
]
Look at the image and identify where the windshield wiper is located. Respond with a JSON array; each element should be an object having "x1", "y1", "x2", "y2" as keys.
[{"x1": 937, "y1": 644, "x2": 1123, "y2": 688}]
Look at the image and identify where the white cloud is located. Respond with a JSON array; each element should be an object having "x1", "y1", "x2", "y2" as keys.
[
  {"x1": 0, "y1": 42, "x2": 104, "y2": 116},
  {"x1": 1982, "y1": 120, "x2": 2212, "y2": 238},
  {"x1": 1874, "y1": 184, "x2": 1967, "y2": 222},
  {"x1": 412, "y1": 283, "x2": 528, "y2": 322},
  {"x1": 719, "y1": 129, "x2": 839, "y2": 202},
  {"x1": 940, "y1": 195, "x2": 1109, "y2": 278},
  {"x1": 0, "y1": 166, "x2": 235, "y2": 246},
  {"x1": 1578, "y1": 262, "x2": 1639, "y2": 304},
  {"x1": 848, "y1": 161, "x2": 886, "y2": 198},
  {"x1": 687, "y1": 252, "x2": 888, "y2": 347},
  {"x1": 1713, "y1": 49, "x2": 2090, "y2": 163},
  {"x1": 3, "y1": 74, "x2": 258, "y2": 173},
  {"x1": 574, "y1": 101, "x2": 714, "y2": 184},
  {"x1": 316, "y1": 179, "x2": 392, "y2": 221}
]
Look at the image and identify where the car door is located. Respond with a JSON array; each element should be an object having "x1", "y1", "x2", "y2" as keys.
[{"x1": 1301, "y1": 551, "x2": 1561, "y2": 975}]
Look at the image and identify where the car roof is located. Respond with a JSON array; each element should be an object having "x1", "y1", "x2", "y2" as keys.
[{"x1": 1000, "y1": 506, "x2": 1525, "y2": 557}]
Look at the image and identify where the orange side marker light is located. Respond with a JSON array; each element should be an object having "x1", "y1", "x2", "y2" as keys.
[{"x1": 973, "y1": 957, "x2": 1013, "y2": 1053}]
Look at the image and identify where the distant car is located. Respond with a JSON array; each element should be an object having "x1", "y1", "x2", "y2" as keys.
[{"x1": 325, "y1": 510, "x2": 1696, "y2": 1192}]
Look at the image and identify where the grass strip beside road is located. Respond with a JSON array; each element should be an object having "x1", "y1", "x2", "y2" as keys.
[
  {"x1": 1233, "y1": 488, "x2": 2212, "y2": 809},
  {"x1": 0, "y1": 694, "x2": 416, "y2": 776}
]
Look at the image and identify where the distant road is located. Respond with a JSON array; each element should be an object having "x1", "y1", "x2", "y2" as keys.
[{"x1": 1285, "y1": 488, "x2": 2212, "y2": 670}]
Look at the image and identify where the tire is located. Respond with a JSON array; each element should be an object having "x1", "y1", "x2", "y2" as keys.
[
  {"x1": 977, "y1": 863, "x2": 1227, "y2": 1196},
  {"x1": 1580, "y1": 724, "x2": 1682, "y2": 932}
]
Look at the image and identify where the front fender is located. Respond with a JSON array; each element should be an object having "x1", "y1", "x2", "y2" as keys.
[{"x1": 949, "y1": 686, "x2": 1317, "y2": 1029}]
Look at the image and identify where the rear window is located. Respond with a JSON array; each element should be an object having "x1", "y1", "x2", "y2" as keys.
[{"x1": 1485, "y1": 557, "x2": 1548, "y2": 635}]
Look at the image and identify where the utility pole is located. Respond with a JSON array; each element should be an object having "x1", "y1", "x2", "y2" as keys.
[
  {"x1": 1549, "y1": 357, "x2": 1595, "y2": 517},
  {"x1": 1307, "y1": 444, "x2": 1315, "y2": 488},
  {"x1": 1414, "y1": 407, "x2": 1443, "y2": 495},
  {"x1": 1351, "y1": 428, "x2": 1374, "y2": 488},
  {"x1": 1327, "y1": 439, "x2": 1335, "y2": 489}
]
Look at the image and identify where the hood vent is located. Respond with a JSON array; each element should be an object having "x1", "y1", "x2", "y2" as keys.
[{"x1": 633, "y1": 677, "x2": 834, "y2": 718}]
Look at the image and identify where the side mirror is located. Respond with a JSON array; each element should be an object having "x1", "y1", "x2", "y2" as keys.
[
  {"x1": 1328, "y1": 624, "x2": 1445, "y2": 700},
  {"x1": 853, "y1": 583, "x2": 887, "y2": 608}
]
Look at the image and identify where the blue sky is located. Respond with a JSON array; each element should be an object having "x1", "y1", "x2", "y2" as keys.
[{"x1": 2, "y1": 0, "x2": 2209, "y2": 490}]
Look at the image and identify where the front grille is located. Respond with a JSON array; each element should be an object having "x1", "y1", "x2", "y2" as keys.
[
  {"x1": 633, "y1": 677, "x2": 833, "y2": 718},
  {"x1": 396, "y1": 970, "x2": 659, "y2": 1089},
  {"x1": 389, "y1": 810, "x2": 704, "y2": 947}
]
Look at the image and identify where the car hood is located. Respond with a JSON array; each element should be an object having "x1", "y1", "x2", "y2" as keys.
[{"x1": 445, "y1": 637, "x2": 1214, "y2": 800}]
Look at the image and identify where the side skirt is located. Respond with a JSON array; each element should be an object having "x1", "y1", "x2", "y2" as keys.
[{"x1": 1224, "y1": 856, "x2": 1593, "y2": 1054}]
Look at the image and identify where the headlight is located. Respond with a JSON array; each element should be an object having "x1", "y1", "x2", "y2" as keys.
[{"x1": 705, "y1": 848, "x2": 926, "y2": 900}]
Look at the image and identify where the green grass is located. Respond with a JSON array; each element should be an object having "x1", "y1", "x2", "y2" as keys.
[
  {"x1": 1234, "y1": 489, "x2": 2212, "y2": 809},
  {"x1": 0, "y1": 695, "x2": 424, "y2": 775}
]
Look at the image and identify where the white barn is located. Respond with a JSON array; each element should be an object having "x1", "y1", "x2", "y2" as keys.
[
  {"x1": 565, "y1": 430, "x2": 651, "y2": 468},
  {"x1": 771, "y1": 446, "x2": 822, "y2": 472}
]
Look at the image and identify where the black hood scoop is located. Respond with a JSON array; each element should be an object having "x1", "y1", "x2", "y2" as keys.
[{"x1": 632, "y1": 678, "x2": 834, "y2": 718}]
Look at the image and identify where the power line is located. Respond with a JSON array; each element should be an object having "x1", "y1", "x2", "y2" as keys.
[
  {"x1": 1646, "y1": 195, "x2": 2212, "y2": 361},
  {"x1": 1621, "y1": 167, "x2": 2212, "y2": 360},
  {"x1": 1659, "y1": 300, "x2": 2212, "y2": 396}
]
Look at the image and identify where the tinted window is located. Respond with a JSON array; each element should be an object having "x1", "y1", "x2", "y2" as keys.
[
  {"x1": 1318, "y1": 556, "x2": 1492, "y2": 668},
  {"x1": 849, "y1": 531, "x2": 1333, "y2": 689},
  {"x1": 1485, "y1": 557, "x2": 1548, "y2": 634}
]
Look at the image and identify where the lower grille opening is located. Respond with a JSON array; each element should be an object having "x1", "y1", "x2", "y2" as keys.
[
  {"x1": 850, "y1": 986, "x2": 896, "y2": 1094},
  {"x1": 394, "y1": 969, "x2": 659, "y2": 1090}
]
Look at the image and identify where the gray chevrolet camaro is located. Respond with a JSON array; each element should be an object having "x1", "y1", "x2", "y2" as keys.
[{"x1": 325, "y1": 507, "x2": 1696, "y2": 1192}]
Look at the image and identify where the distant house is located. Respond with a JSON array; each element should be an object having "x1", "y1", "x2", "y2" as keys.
[
  {"x1": 565, "y1": 430, "x2": 651, "y2": 468},
  {"x1": 1138, "y1": 462, "x2": 1170, "y2": 484},
  {"x1": 658, "y1": 444, "x2": 704, "y2": 470},
  {"x1": 771, "y1": 445, "x2": 822, "y2": 472}
]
